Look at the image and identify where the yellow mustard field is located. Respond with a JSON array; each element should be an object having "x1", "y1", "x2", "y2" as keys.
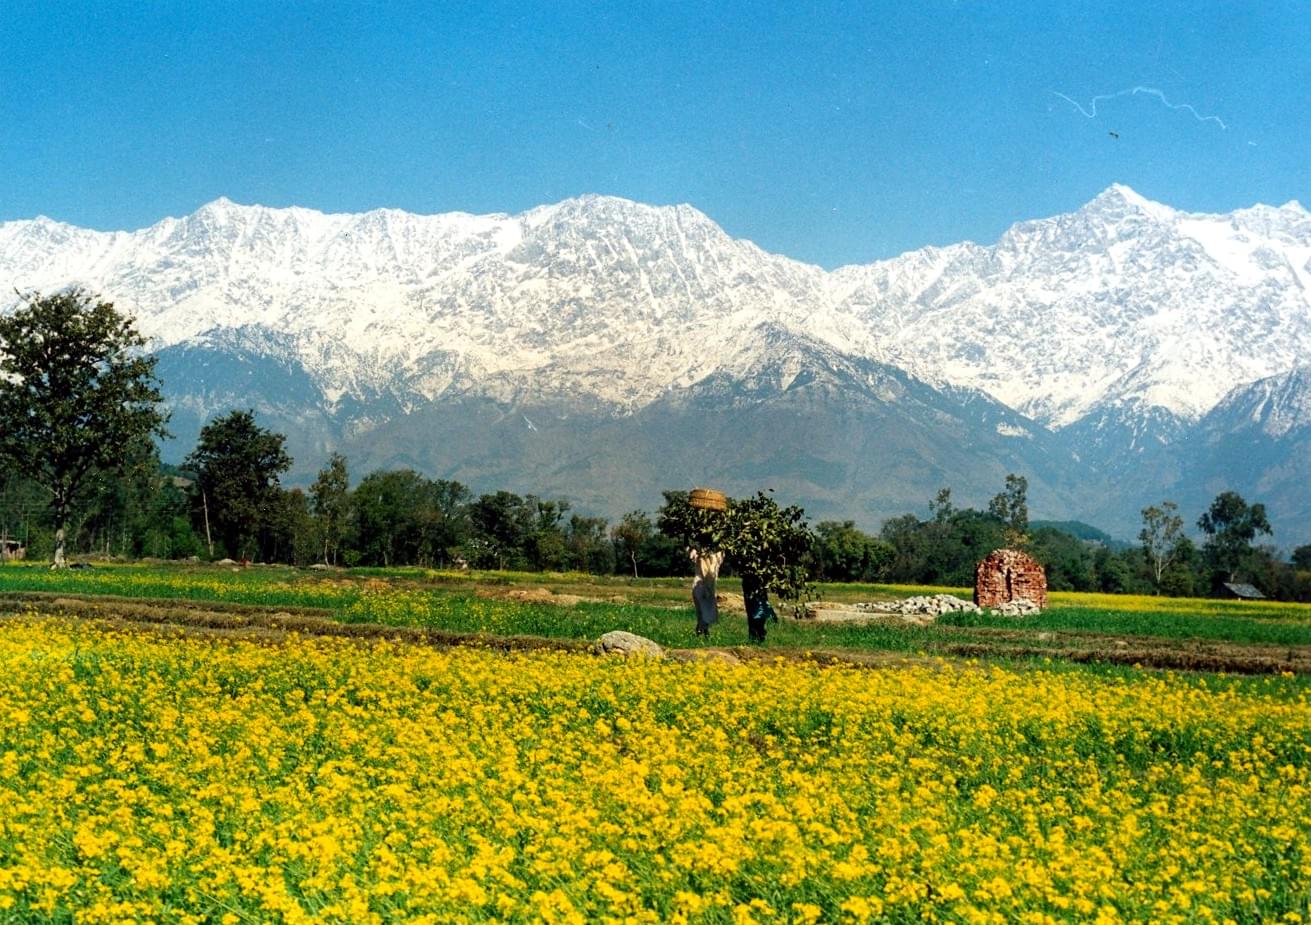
[{"x1": 1, "y1": 620, "x2": 1309, "y2": 924}]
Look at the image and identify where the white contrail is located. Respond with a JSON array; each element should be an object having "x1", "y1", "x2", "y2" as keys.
[{"x1": 1053, "y1": 86, "x2": 1227, "y2": 130}]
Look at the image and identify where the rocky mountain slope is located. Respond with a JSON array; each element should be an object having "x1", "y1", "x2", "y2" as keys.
[{"x1": 2, "y1": 187, "x2": 1309, "y2": 541}]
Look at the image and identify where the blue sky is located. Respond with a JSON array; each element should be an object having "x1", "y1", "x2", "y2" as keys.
[{"x1": 1, "y1": 1, "x2": 1306, "y2": 267}]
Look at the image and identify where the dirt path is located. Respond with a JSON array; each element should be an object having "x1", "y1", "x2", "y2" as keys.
[{"x1": 2, "y1": 590, "x2": 1308, "y2": 675}]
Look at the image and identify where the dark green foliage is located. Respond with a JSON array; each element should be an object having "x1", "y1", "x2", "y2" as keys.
[
  {"x1": 1294, "y1": 545, "x2": 1311, "y2": 571},
  {"x1": 987, "y1": 473, "x2": 1029, "y2": 547},
  {"x1": 0, "y1": 290, "x2": 168, "y2": 565},
  {"x1": 1026, "y1": 526, "x2": 1094, "y2": 592},
  {"x1": 564, "y1": 514, "x2": 615, "y2": 574},
  {"x1": 467, "y1": 491, "x2": 535, "y2": 570},
  {"x1": 657, "y1": 489, "x2": 818, "y2": 606},
  {"x1": 1198, "y1": 491, "x2": 1274, "y2": 586},
  {"x1": 351, "y1": 470, "x2": 471, "y2": 568},
  {"x1": 877, "y1": 482, "x2": 1153, "y2": 594},
  {"x1": 880, "y1": 508, "x2": 1007, "y2": 586},
  {"x1": 814, "y1": 520, "x2": 894, "y2": 582},
  {"x1": 183, "y1": 410, "x2": 292, "y2": 561},
  {"x1": 310, "y1": 453, "x2": 350, "y2": 566},
  {"x1": 1030, "y1": 520, "x2": 1125, "y2": 549}
]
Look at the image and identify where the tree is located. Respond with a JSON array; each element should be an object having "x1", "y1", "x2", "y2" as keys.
[
  {"x1": 310, "y1": 453, "x2": 351, "y2": 565},
  {"x1": 1292, "y1": 545, "x2": 1311, "y2": 571},
  {"x1": 659, "y1": 489, "x2": 817, "y2": 642},
  {"x1": 468, "y1": 491, "x2": 534, "y2": 570},
  {"x1": 564, "y1": 514, "x2": 614, "y2": 573},
  {"x1": 725, "y1": 492, "x2": 817, "y2": 641},
  {"x1": 929, "y1": 487, "x2": 955, "y2": 524},
  {"x1": 987, "y1": 473, "x2": 1029, "y2": 547},
  {"x1": 1140, "y1": 501, "x2": 1186, "y2": 590},
  {"x1": 612, "y1": 511, "x2": 655, "y2": 578},
  {"x1": 351, "y1": 469, "x2": 429, "y2": 567},
  {"x1": 414, "y1": 479, "x2": 471, "y2": 568},
  {"x1": 0, "y1": 290, "x2": 168, "y2": 566},
  {"x1": 814, "y1": 520, "x2": 893, "y2": 582},
  {"x1": 184, "y1": 410, "x2": 291, "y2": 560},
  {"x1": 1198, "y1": 491, "x2": 1272, "y2": 586}
]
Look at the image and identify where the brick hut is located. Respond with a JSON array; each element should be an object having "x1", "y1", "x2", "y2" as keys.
[{"x1": 974, "y1": 548, "x2": 1047, "y2": 609}]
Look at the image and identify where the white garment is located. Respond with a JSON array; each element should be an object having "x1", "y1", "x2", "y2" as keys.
[{"x1": 690, "y1": 549, "x2": 725, "y2": 628}]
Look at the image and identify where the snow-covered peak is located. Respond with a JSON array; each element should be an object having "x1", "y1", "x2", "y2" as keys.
[
  {"x1": 1083, "y1": 183, "x2": 1176, "y2": 223},
  {"x1": 1206, "y1": 366, "x2": 1311, "y2": 439},
  {"x1": 2, "y1": 186, "x2": 1308, "y2": 436}
]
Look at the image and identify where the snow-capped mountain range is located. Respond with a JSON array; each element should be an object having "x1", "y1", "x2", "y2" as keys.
[{"x1": 2, "y1": 186, "x2": 1310, "y2": 541}]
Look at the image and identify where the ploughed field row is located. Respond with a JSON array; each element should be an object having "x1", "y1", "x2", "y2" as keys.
[{"x1": 1, "y1": 617, "x2": 1309, "y2": 924}]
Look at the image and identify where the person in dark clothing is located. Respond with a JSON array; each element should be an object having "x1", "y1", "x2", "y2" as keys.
[{"x1": 741, "y1": 571, "x2": 776, "y2": 643}]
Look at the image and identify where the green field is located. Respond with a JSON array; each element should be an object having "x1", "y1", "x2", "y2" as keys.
[{"x1": 3, "y1": 561, "x2": 1310, "y2": 676}]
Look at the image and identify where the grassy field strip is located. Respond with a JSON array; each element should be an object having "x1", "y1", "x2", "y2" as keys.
[{"x1": 4, "y1": 566, "x2": 1311, "y2": 676}]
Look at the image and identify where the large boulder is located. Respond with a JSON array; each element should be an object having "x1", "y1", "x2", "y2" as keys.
[{"x1": 594, "y1": 631, "x2": 665, "y2": 659}]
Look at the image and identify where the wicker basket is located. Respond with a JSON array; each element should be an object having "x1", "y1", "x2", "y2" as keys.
[{"x1": 689, "y1": 488, "x2": 728, "y2": 512}]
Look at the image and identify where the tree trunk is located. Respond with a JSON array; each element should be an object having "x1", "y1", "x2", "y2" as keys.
[
  {"x1": 52, "y1": 495, "x2": 68, "y2": 568},
  {"x1": 630, "y1": 550, "x2": 639, "y2": 580},
  {"x1": 202, "y1": 490, "x2": 214, "y2": 558}
]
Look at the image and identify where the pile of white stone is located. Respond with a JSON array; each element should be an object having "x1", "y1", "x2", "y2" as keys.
[
  {"x1": 853, "y1": 594, "x2": 981, "y2": 626},
  {"x1": 991, "y1": 597, "x2": 1042, "y2": 617},
  {"x1": 805, "y1": 593, "x2": 1042, "y2": 626}
]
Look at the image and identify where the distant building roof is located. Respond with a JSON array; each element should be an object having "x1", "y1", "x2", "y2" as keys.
[{"x1": 1223, "y1": 582, "x2": 1266, "y2": 600}]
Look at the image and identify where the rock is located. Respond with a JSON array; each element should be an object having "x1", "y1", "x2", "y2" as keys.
[
  {"x1": 862, "y1": 594, "x2": 980, "y2": 618},
  {"x1": 214, "y1": 558, "x2": 237, "y2": 566},
  {"x1": 804, "y1": 594, "x2": 979, "y2": 626},
  {"x1": 974, "y1": 548, "x2": 1047, "y2": 610},
  {"x1": 594, "y1": 631, "x2": 665, "y2": 659},
  {"x1": 1036, "y1": 632, "x2": 1056, "y2": 642},
  {"x1": 309, "y1": 563, "x2": 330, "y2": 570},
  {"x1": 992, "y1": 598, "x2": 1043, "y2": 617},
  {"x1": 669, "y1": 648, "x2": 740, "y2": 665},
  {"x1": 1113, "y1": 639, "x2": 1130, "y2": 649}
]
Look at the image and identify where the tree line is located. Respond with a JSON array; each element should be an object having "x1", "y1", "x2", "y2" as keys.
[{"x1": 2, "y1": 290, "x2": 1309, "y2": 599}]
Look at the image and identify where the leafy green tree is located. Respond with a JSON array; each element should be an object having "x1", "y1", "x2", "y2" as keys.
[
  {"x1": 1158, "y1": 537, "x2": 1199, "y2": 598},
  {"x1": 310, "y1": 453, "x2": 351, "y2": 565},
  {"x1": 184, "y1": 410, "x2": 291, "y2": 560},
  {"x1": 726, "y1": 492, "x2": 817, "y2": 641},
  {"x1": 1140, "y1": 501, "x2": 1186, "y2": 590},
  {"x1": 929, "y1": 487, "x2": 955, "y2": 524},
  {"x1": 266, "y1": 487, "x2": 316, "y2": 566},
  {"x1": 564, "y1": 514, "x2": 614, "y2": 573},
  {"x1": 1198, "y1": 491, "x2": 1272, "y2": 586},
  {"x1": 415, "y1": 479, "x2": 471, "y2": 568},
  {"x1": 611, "y1": 511, "x2": 654, "y2": 578},
  {"x1": 987, "y1": 473, "x2": 1029, "y2": 547},
  {"x1": 659, "y1": 490, "x2": 817, "y2": 642},
  {"x1": 0, "y1": 290, "x2": 167, "y2": 566},
  {"x1": 814, "y1": 520, "x2": 893, "y2": 582},
  {"x1": 1027, "y1": 526, "x2": 1095, "y2": 592},
  {"x1": 1292, "y1": 545, "x2": 1311, "y2": 571},
  {"x1": 469, "y1": 490, "x2": 535, "y2": 570},
  {"x1": 525, "y1": 497, "x2": 570, "y2": 571},
  {"x1": 1092, "y1": 546, "x2": 1133, "y2": 594},
  {"x1": 351, "y1": 469, "x2": 429, "y2": 567}
]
